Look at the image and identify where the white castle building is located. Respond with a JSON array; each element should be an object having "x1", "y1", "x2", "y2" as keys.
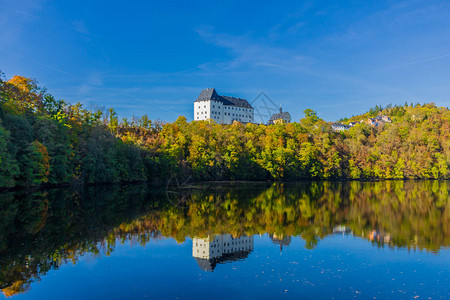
[
  {"x1": 194, "y1": 88, "x2": 255, "y2": 124},
  {"x1": 192, "y1": 234, "x2": 254, "y2": 271}
]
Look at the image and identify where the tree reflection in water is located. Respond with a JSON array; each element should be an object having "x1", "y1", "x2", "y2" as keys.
[{"x1": 0, "y1": 181, "x2": 448, "y2": 296}]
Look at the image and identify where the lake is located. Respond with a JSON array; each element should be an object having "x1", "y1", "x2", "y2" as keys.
[{"x1": 1, "y1": 181, "x2": 449, "y2": 299}]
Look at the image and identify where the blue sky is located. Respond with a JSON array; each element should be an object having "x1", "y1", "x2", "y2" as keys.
[{"x1": 1, "y1": 0, "x2": 450, "y2": 122}]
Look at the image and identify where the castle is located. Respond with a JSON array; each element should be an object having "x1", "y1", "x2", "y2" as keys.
[{"x1": 194, "y1": 88, "x2": 255, "y2": 124}]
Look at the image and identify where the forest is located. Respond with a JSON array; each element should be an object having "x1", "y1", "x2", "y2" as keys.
[{"x1": 0, "y1": 74, "x2": 449, "y2": 188}]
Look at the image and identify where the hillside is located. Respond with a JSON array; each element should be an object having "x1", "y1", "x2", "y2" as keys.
[{"x1": 0, "y1": 74, "x2": 449, "y2": 188}]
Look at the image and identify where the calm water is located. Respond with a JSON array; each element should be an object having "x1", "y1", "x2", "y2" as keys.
[{"x1": 0, "y1": 181, "x2": 449, "y2": 299}]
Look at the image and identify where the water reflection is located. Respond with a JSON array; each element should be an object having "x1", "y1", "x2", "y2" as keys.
[
  {"x1": 193, "y1": 235, "x2": 254, "y2": 271},
  {"x1": 269, "y1": 234, "x2": 292, "y2": 252},
  {"x1": 0, "y1": 181, "x2": 448, "y2": 297}
]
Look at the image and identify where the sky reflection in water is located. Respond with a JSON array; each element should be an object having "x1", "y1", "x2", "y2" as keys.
[{"x1": 1, "y1": 181, "x2": 449, "y2": 299}]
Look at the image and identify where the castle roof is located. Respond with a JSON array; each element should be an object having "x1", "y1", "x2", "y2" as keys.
[
  {"x1": 195, "y1": 88, "x2": 253, "y2": 109},
  {"x1": 194, "y1": 250, "x2": 252, "y2": 272}
]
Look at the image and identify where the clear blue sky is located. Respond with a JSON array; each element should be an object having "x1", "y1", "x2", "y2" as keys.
[{"x1": 1, "y1": 0, "x2": 450, "y2": 122}]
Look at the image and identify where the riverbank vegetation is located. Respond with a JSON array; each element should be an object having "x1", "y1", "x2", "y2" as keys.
[{"x1": 1, "y1": 74, "x2": 449, "y2": 188}]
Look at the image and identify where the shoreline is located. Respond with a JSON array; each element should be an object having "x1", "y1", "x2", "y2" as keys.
[{"x1": 1, "y1": 177, "x2": 448, "y2": 193}]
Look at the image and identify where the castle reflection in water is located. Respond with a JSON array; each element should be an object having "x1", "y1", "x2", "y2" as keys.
[
  {"x1": 191, "y1": 228, "x2": 354, "y2": 271},
  {"x1": 192, "y1": 234, "x2": 254, "y2": 271},
  {"x1": 192, "y1": 233, "x2": 297, "y2": 271}
]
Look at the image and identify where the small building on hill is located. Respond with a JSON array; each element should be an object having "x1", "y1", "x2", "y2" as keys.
[
  {"x1": 331, "y1": 123, "x2": 351, "y2": 131},
  {"x1": 268, "y1": 107, "x2": 291, "y2": 124},
  {"x1": 366, "y1": 115, "x2": 392, "y2": 127},
  {"x1": 378, "y1": 115, "x2": 392, "y2": 123}
]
